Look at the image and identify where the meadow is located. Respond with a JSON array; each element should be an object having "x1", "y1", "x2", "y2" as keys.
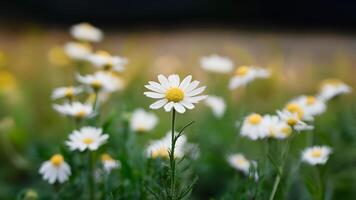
[{"x1": 0, "y1": 23, "x2": 355, "y2": 200}]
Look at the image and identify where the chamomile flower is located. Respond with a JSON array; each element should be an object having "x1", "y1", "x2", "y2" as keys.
[
  {"x1": 227, "y1": 153, "x2": 253, "y2": 174},
  {"x1": 64, "y1": 42, "x2": 92, "y2": 61},
  {"x1": 130, "y1": 108, "x2": 158, "y2": 133},
  {"x1": 289, "y1": 95, "x2": 326, "y2": 120},
  {"x1": 146, "y1": 132, "x2": 187, "y2": 159},
  {"x1": 264, "y1": 115, "x2": 292, "y2": 139},
  {"x1": 200, "y1": 54, "x2": 233, "y2": 73},
  {"x1": 101, "y1": 153, "x2": 120, "y2": 172},
  {"x1": 51, "y1": 86, "x2": 83, "y2": 100},
  {"x1": 39, "y1": 154, "x2": 71, "y2": 184},
  {"x1": 144, "y1": 74, "x2": 207, "y2": 113},
  {"x1": 77, "y1": 71, "x2": 124, "y2": 92},
  {"x1": 66, "y1": 126, "x2": 109, "y2": 152},
  {"x1": 53, "y1": 101, "x2": 93, "y2": 119},
  {"x1": 88, "y1": 51, "x2": 128, "y2": 72},
  {"x1": 318, "y1": 79, "x2": 352, "y2": 101},
  {"x1": 302, "y1": 146, "x2": 332, "y2": 165},
  {"x1": 277, "y1": 110, "x2": 313, "y2": 131},
  {"x1": 204, "y1": 95, "x2": 226, "y2": 118},
  {"x1": 70, "y1": 23, "x2": 103, "y2": 42},
  {"x1": 229, "y1": 66, "x2": 270, "y2": 90},
  {"x1": 240, "y1": 113, "x2": 268, "y2": 140}
]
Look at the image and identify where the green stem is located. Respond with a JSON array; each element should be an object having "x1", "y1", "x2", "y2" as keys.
[
  {"x1": 93, "y1": 91, "x2": 99, "y2": 112},
  {"x1": 169, "y1": 109, "x2": 177, "y2": 200},
  {"x1": 88, "y1": 151, "x2": 95, "y2": 200},
  {"x1": 269, "y1": 172, "x2": 281, "y2": 200}
]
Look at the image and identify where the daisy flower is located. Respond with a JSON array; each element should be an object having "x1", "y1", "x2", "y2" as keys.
[
  {"x1": 229, "y1": 66, "x2": 270, "y2": 90},
  {"x1": 101, "y1": 153, "x2": 120, "y2": 172},
  {"x1": 144, "y1": 74, "x2": 207, "y2": 114},
  {"x1": 66, "y1": 126, "x2": 109, "y2": 151},
  {"x1": 318, "y1": 79, "x2": 352, "y2": 101},
  {"x1": 130, "y1": 108, "x2": 158, "y2": 133},
  {"x1": 289, "y1": 95, "x2": 326, "y2": 120},
  {"x1": 227, "y1": 153, "x2": 253, "y2": 174},
  {"x1": 204, "y1": 95, "x2": 226, "y2": 118},
  {"x1": 39, "y1": 154, "x2": 71, "y2": 184},
  {"x1": 87, "y1": 50, "x2": 128, "y2": 72},
  {"x1": 263, "y1": 115, "x2": 292, "y2": 139},
  {"x1": 64, "y1": 42, "x2": 92, "y2": 61},
  {"x1": 277, "y1": 110, "x2": 313, "y2": 131},
  {"x1": 77, "y1": 71, "x2": 124, "y2": 92},
  {"x1": 146, "y1": 132, "x2": 187, "y2": 159},
  {"x1": 51, "y1": 86, "x2": 83, "y2": 100},
  {"x1": 53, "y1": 101, "x2": 93, "y2": 119},
  {"x1": 200, "y1": 54, "x2": 233, "y2": 73},
  {"x1": 240, "y1": 113, "x2": 268, "y2": 140},
  {"x1": 301, "y1": 146, "x2": 332, "y2": 165},
  {"x1": 70, "y1": 23, "x2": 103, "y2": 42}
]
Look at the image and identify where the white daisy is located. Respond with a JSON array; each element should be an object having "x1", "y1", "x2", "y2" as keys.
[
  {"x1": 64, "y1": 42, "x2": 92, "y2": 61},
  {"x1": 264, "y1": 115, "x2": 292, "y2": 139},
  {"x1": 240, "y1": 113, "x2": 268, "y2": 140},
  {"x1": 77, "y1": 71, "x2": 124, "y2": 92},
  {"x1": 146, "y1": 132, "x2": 187, "y2": 159},
  {"x1": 200, "y1": 54, "x2": 233, "y2": 73},
  {"x1": 229, "y1": 66, "x2": 270, "y2": 90},
  {"x1": 289, "y1": 96, "x2": 326, "y2": 121},
  {"x1": 130, "y1": 108, "x2": 158, "y2": 132},
  {"x1": 204, "y1": 95, "x2": 226, "y2": 118},
  {"x1": 66, "y1": 126, "x2": 109, "y2": 151},
  {"x1": 88, "y1": 51, "x2": 128, "y2": 72},
  {"x1": 227, "y1": 153, "x2": 253, "y2": 174},
  {"x1": 302, "y1": 146, "x2": 332, "y2": 165},
  {"x1": 51, "y1": 86, "x2": 83, "y2": 100},
  {"x1": 39, "y1": 154, "x2": 71, "y2": 184},
  {"x1": 318, "y1": 79, "x2": 352, "y2": 101},
  {"x1": 70, "y1": 23, "x2": 103, "y2": 42},
  {"x1": 277, "y1": 110, "x2": 313, "y2": 131},
  {"x1": 144, "y1": 74, "x2": 207, "y2": 113},
  {"x1": 101, "y1": 153, "x2": 120, "y2": 172},
  {"x1": 53, "y1": 101, "x2": 93, "y2": 119}
]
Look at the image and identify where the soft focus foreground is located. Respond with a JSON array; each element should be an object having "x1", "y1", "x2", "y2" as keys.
[{"x1": 0, "y1": 25, "x2": 355, "y2": 199}]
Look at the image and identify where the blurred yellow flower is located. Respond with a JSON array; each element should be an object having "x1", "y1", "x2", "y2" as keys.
[
  {"x1": 48, "y1": 46, "x2": 71, "y2": 67},
  {"x1": 0, "y1": 70, "x2": 17, "y2": 92}
]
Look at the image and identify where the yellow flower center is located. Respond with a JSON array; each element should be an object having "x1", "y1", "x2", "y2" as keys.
[
  {"x1": 101, "y1": 153, "x2": 114, "y2": 162},
  {"x1": 235, "y1": 66, "x2": 249, "y2": 76},
  {"x1": 287, "y1": 118, "x2": 297, "y2": 126},
  {"x1": 311, "y1": 149, "x2": 322, "y2": 158},
  {"x1": 247, "y1": 114, "x2": 262, "y2": 125},
  {"x1": 50, "y1": 154, "x2": 64, "y2": 167},
  {"x1": 151, "y1": 147, "x2": 169, "y2": 159},
  {"x1": 281, "y1": 126, "x2": 292, "y2": 136},
  {"x1": 80, "y1": 23, "x2": 94, "y2": 31},
  {"x1": 91, "y1": 80, "x2": 102, "y2": 90},
  {"x1": 306, "y1": 96, "x2": 316, "y2": 105},
  {"x1": 83, "y1": 137, "x2": 94, "y2": 145},
  {"x1": 65, "y1": 87, "x2": 74, "y2": 98},
  {"x1": 321, "y1": 79, "x2": 343, "y2": 87},
  {"x1": 165, "y1": 87, "x2": 184, "y2": 102},
  {"x1": 286, "y1": 103, "x2": 304, "y2": 119},
  {"x1": 235, "y1": 158, "x2": 248, "y2": 166},
  {"x1": 75, "y1": 109, "x2": 87, "y2": 118}
]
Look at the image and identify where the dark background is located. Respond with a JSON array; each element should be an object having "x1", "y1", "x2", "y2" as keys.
[{"x1": 1, "y1": 0, "x2": 356, "y2": 30}]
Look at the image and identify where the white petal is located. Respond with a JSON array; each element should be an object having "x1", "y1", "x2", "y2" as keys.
[
  {"x1": 144, "y1": 92, "x2": 165, "y2": 99},
  {"x1": 179, "y1": 75, "x2": 192, "y2": 90},
  {"x1": 174, "y1": 103, "x2": 186, "y2": 113},
  {"x1": 164, "y1": 102, "x2": 174, "y2": 112},
  {"x1": 181, "y1": 100, "x2": 195, "y2": 109},
  {"x1": 150, "y1": 99, "x2": 168, "y2": 109},
  {"x1": 187, "y1": 86, "x2": 206, "y2": 97},
  {"x1": 186, "y1": 95, "x2": 208, "y2": 103},
  {"x1": 168, "y1": 74, "x2": 180, "y2": 87},
  {"x1": 145, "y1": 84, "x2": 165, "y2": 93},
  {"x1": 158, "y1": 75, "x2": 170, "y2": 89},
  {"x1": 185, "y1": 81, "x2": 200, "y2": 93}
]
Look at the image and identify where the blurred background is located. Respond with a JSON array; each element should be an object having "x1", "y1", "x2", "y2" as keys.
[{"x1": 0, "y1": 0, "x2": 356, "y2": 199}]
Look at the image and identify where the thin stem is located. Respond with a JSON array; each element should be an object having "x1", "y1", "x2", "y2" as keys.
[
  {"x1": 169, "y1": 109, "x2": 176, "y2": 200},
  {"x1": 269, "y1": 173, "x2": 281, "y2": 200},
  {"x1": 93, "y1": 91, "x2": 99, "y2": 112},
  {"x1": 88, "y1": 151, "x2": 95, "y2": 200}
]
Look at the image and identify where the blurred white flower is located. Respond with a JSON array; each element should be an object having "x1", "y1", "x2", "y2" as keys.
[
  {"x1": 70, "y1": 23, "x2": 103, "y2": 42},
  {"x1": 289, "y1": 95, "x2": 326, "y2": 121},
  {"x1": 318, "y1": 79, "x2": 351, "y2": 101},
  {"x1": 264, "y1": 115, "x2": 292, "y2": 139},
  {"x1": 77, "y1": 71, "x2": 124, "y2": 92},
  {"x1": 229, "y1": 66, "x2": 270, "y2": 90},
  {"x1": 200, "y1": 54, "x2": 233, "y2": 73},
  {"x1": 277, "y1": 110, "x2": 313, "y2": 131},
  {"x1": 88, "y1": 51, "x2": 128, "y2": 72},
  {"x1": 204, "y1": 95, "x2": 226, "y2": 118},
  {"x1": 51, "y1": 86, "x2": 83, "y2": 100},
  {"x1": 39, "y1": 154, "x2": 71, "y2": 184},
  {"x1": 53, "y1": 101, "x2": 93, "y2": 119},
  {"x1": 101, "y1": 153, "x2": 120, "y2": 172},
  {"x1": 146, "y1": 132, "x2": 189, "y2": 159},
  {"x1": 130, "y1": 108, "x2": 158, "y2": 133},
  {"x1": 302, "y1": 146, "x2": 332, "y2": 165},
  {"x1": 64, "y1": 42, "x2": 92, "y2": 61},
  {"x1": 227, "y1": 153, "x2": 253, "y2": 174},
  {"x1": 240, "y1": 113, "x2": 268, "y2": 140},
  {"x1": 66, "y1": 126, "x2": 109, "y2": 152},
  {"x1": 144, "y1": 74, "x2": 207, "y2": 113}
]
